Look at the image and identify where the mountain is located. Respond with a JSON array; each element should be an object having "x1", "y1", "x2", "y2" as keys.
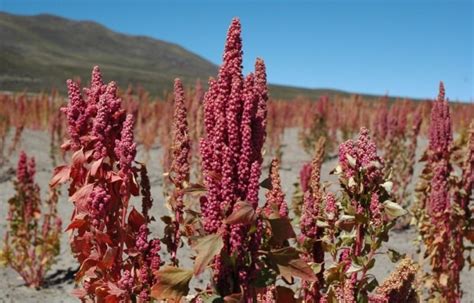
[{"x1": 0, "y1": 12, "x2": 396, "y2": 101}]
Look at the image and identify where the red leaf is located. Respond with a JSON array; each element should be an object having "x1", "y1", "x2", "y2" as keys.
[
  {"x1": 90, "y1": 157, "x2": 104, "y2": 177},
  {"x1": 100, "y1": 248, "x2": 116, "y2": 269},
  {"x1": 268, "y1": 217, "x2": 296, "y2": 244},
  {"x1": 224, "y1": 201, "x2": 257, "y2": 225},
  {"x1": 72, "y1": 148, "x2": 86, "y2": 167},
  {"x1": 128, "y1": 207, "x2": 146, "y2": 231},
  {"x1": 70, "y1": 184, "x2": 94, "y2": 212},
  {"x1": 130, "y1": 174, "x2": 139, "y2": 196},
  {"x1": 84, "y1": 148, "x2": 94, "y2": 160},
  {"x1": 104, "y1": 296, "x2": 120, "y2": 303},
  {"x1": 65, "y1": 213, "x2": 87, "y2": 231},
  {"x1": 60, "y1": 140, "x2": 71, "y2": 150},
  {"x1": 95, "y1": 231, "x2": 113, "y2": 245},
  {"x1": 224, "y1": 293, "x2": 242, "y2": 302},
  {"x1": 50, "y1": 165, "x2": 70, "y2": 187},
  {"x1": 70, "y1": 287, "x2": 87, "y2": 299},
  {"x1": 107, "y1": 282, "x2": 125, "y2": 297},
  {"x1": 275, "y1": 286, "x2": 297, "y2": 303},
  {"x1": 109, "y1": 173, "x2": 122, "y2": 183},
  {"x1": 70, "y1": 183, "x2": 94, "y2": 202},
  {"x1": 75, "y1": 258, "x2": 98, "y2": 281}
]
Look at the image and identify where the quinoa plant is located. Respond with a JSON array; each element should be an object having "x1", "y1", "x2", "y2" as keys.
[
  {"x1": 294, "y1": 128, "x2": 412, "y2": 302},
  {"x1": 51, "y1": 67, "x2": 162, "y2": 301},
  {"x1": 1, "y1": 151, "x2": 61, "y2": 288},
  {"x1": 413, "y1": 83, "x2": 473, "y2": 302}
]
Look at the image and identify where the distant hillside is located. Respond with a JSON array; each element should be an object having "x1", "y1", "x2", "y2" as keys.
[
  {"x1": 0, "y1": 12, "x2": 219, "y2": 95},
  {"x1": 0, "y1": 12, "x2": 414, "y2": 101}
]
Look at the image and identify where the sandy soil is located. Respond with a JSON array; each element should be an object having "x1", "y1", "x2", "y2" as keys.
[{"x1": 0, "y1": 128, "x2": 472, "y2": 302}]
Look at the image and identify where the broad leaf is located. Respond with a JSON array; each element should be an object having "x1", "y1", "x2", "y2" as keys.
[
  {"x1": 70, "y1": 183, "x2": 94, "y2": 204},
  {"x1": 192, "y1": 234, "x2": 224, "y2": 275},
  {"x1": 128, "y1": 207, "x2": 146, "y2": 231},
  {"x1": 269, "y1": 247, "x2": 316, "y2": 281},
  {"x1": 224, "y1": 201, "x2": 257, "y2": 225},
  {"x1": 268, "y1": 217, "x2": 296, "y2": 244},
  {"x1": 383, "y1": 201, "x2": 407, "y2": 220},
  {"x1": 275, "y1": 286, "x2": 297, "y2": 303},
  {"x1": 387, "y1": 248, "x2": 405, "y2": 263},
  {"x1": 90, "y1": 158, "x2": 104, "y2": 176},
  {"x1": 72, "y1": 148, "x2": 86, "y2": 167},
  {"x1": 65, "y1": 213, "x2": 87, "y2": 231},
  {"x1": 259, "y1": 177, "x2": 272, "y2": 190},
  {"x1": 50, "y1": 165, "x2": 71, "y2": 187},
  {"x1": 183, "y1": 183, "x2": 207, "y2": 195},
  {"x1": 224, "y1": 293, "x2": 242, "y2": 303},
  {"x1": 150, "y1": 266, "x2": 193, "y2": 300}
]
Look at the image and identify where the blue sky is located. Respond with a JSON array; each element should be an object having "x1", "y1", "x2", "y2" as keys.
[{"x1": 1, "y1": 0, "x2": 473, "y2": 101}]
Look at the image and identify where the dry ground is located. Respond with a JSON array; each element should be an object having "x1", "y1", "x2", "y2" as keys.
[{"x1": 0, "y1": 128, "x2": 472, "y2": 302}]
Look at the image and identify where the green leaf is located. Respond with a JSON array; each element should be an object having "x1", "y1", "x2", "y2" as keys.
[
  {"x1": 259, "y1": 177, "x2": 272, "y2": 190},
  {"x1": 387, "y1": 248, "x2": 406, "y2": 263},
  {"x1": 253, "y1": 266, "x2": 277, "y2": 288},
  {"x1": 202, "y1": 294, "x2": 224, "y2": 303},
  {"x1": 192, "y1": 234, "x2": 224, "y2": 275},
  {"x1": 150, "y1": 266, "x2": 193, "y2": 300},
  {"x1": 381, "y1": 181, "x2": 393, "y2": 193},
  {"x1": 346, "y1": 262, "x2": 364, "y2": 274},
  {"x1": 346, "y1": 154, "x2": 357, "y2": 168}
]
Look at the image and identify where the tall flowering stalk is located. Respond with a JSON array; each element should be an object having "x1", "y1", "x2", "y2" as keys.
[
  {"x1": 0, "y1": 151, "x2": 61, "y2": 288},
  {"x1": 379, "y1": 103, "x2": 423, "y2": 228},
  {"x1": 50, "y1": 66, "x2": 161, "y2": 301},
  {"x1": 384, "y1": 105, "x2": 416, "y2": 196},
  {"x1": 299, "y1": 136, "x2": 326, "y2": 302},
  {"x1": 0, "y1": 113, "x2": 10, "y2": 165},
  {"x1": 163, "y1": 78, "x2": 191, "y2": 266},
  {"x1": 414, "y1": 83, "x2": 473, "y2": 302},
  {"x1": 198, "y1": 18, "x2": 269, "y2": 299},
  {"x1": 8, "y1": 95, "x2": 26, "y2": 156},
  {"x1": 188, "y1": 80, "x2": 205, "y2": 182},
  {"x1": 263, "y1": 158, "x2": 289, "y2": 219},
  {"x1": 300, "y1": 96, "x2": 334, "y2": 157}
]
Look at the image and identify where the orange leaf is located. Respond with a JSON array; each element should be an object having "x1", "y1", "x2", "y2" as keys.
[
  {"x1": 150, "y1": 266, "x2": 193, "y2": 300},
  {"x1": 65, "y1": 213, "x2": 87, "y2": 231}
]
